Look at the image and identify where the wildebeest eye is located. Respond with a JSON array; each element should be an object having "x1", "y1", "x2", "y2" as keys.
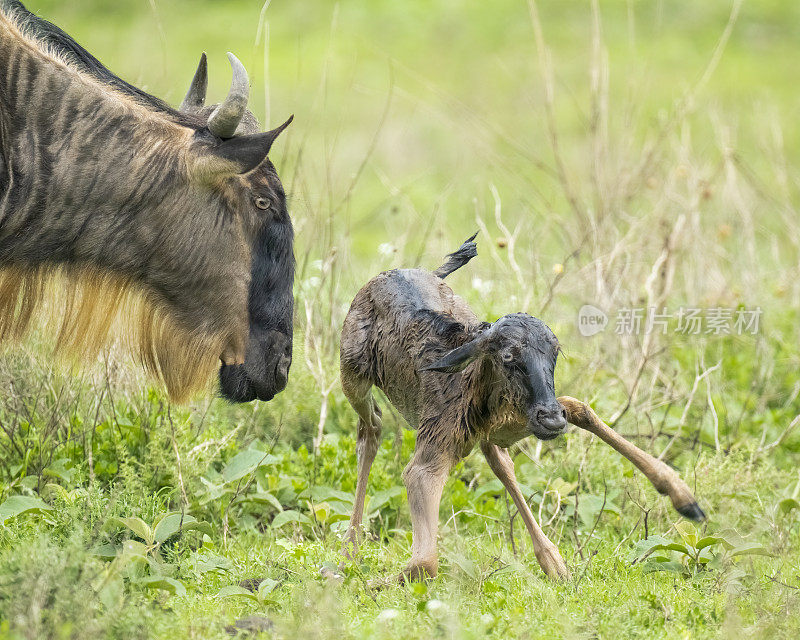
[
  {"x1": 254, "y1": 196, "x2": 270, "y2": 210},
  {"x1": 501, "y1": 350, "x2": 514, "y2": 363}
]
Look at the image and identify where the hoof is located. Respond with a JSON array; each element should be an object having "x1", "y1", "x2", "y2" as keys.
[
  {"x1": 399, "y1": 561, "x2": 437, "y2": 584},
  {"x1": 536, "y1": 546, "x2": 570, "y2": 581},
  {"x1": 677, "y1": 501, "x2": 706, "y2": 522}
]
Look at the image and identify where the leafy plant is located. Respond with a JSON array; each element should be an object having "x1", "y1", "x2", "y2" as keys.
[
  {"x1": 0, "y1": 495, "x2": 54, "y2": 526},
  {"x1": 216, "y1": 578, "x2": 281, "y2": 608},
  {"x1": 629, "y1": 522, "x2": 770, "y2": 577},
  {"x1": 106, "y1": 512, "x2": 213, "y2": 550},
  {"x1": 94, "y1": 510, "x2": 214, "y2": 600}
]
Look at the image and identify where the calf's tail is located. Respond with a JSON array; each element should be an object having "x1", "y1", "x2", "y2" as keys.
[{"x1": 432, "y1": 232, "x2": 478, "y2": 279}]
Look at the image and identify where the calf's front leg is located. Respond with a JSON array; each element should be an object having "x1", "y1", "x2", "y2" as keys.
[
  {"x1": 481, "y1": 442, "x2": 569, "y2": 580},
  {"x1": 558, "y1": 396, "x2": 705, "y2": 521},
  {"x1": 400, "y1": 449, "x2": 452, "y2": 582}
]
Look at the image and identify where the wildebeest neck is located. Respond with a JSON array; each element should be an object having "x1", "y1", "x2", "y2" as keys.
[
  {"x1": 461, "y1": 358, "x2": 530, "y2": 447},
  {"x1": 0, "y1": 0, "x2": 188, "y2": 122}
]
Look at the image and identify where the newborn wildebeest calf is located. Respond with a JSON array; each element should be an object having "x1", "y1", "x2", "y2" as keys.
[{"x1": 340, "y1": 234, "x2": 705, "y2": 582}]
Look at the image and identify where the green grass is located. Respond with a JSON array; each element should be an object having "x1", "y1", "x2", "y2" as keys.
[{"x1": 2, "y1": 0, "x2": 800, "y2": 638}]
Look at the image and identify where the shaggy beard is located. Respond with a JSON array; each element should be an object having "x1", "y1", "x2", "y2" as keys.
[{"x1": 0, "y1": 265, "x2": 226, "y2": 403}]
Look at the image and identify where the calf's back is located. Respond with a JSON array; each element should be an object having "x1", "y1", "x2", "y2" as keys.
[{"x1": 340, "y1": 268, "x2": 479, "y2": 427}]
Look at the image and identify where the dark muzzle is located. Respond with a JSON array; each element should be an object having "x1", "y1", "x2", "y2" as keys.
[
  {"x1": 530, "y1": 403, "x2": 568, "y2": 440},
  {"x1": 219, "y1": 330, "x2": 292, "y2": 402}
]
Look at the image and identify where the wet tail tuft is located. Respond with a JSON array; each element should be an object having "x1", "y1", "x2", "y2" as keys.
[{"x1": 432, "y1": 232, "x2": 478, "y2": 279}]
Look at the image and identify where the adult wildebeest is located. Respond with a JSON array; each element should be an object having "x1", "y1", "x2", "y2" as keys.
[
  {"x1": 340, "y1": 235, "x2": 705, "y2": 582},
  {"x1": 0, "y1": 0, "x2": 294, "y2": 403}
]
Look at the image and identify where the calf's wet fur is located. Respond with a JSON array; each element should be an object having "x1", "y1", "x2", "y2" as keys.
[{"x1": 339, "y1": 234, "x2": 705, "y2": 583}]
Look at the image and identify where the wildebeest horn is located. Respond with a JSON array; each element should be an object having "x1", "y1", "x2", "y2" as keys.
[
  {"x1": 180, "y1": 53, "x2": 208, "y2": 113},
  {"x1": 207, "y1": 52, "x2": 250, "y2": 139}
]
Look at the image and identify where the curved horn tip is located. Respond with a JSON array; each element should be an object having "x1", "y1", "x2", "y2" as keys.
[
  {"x1": 225, "y1": 52, "x2": 249, "y2": 90},
  {"x1": 207, "y1": 52, "x2": 251, "y2": 139}
]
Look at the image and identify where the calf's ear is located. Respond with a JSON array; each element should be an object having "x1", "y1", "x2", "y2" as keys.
[{"x1": 420, "y1": 339, "x2": 483, "y2": 374}]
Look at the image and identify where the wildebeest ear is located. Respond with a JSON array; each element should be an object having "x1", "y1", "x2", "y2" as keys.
[
  {"x1": 420, "y1": 339, "x2": 484, "y2": 374},
  {"x1": 203, "y1": 115, "x2": 293, "y2": 175}
]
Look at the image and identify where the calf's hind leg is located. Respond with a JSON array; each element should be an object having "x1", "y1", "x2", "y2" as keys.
[
  {"x1": 480, "y1": 442, "x2": 569, "y2": 580},
  {"x1": 341, "y1": 372, "x2": 383, "y2": 560},
  {"x1": 558, "y1": 396, "x2": 705, "y2": 521}
]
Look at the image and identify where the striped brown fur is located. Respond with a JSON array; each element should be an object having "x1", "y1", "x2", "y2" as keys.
[{"x1": 0, "y1": 2, "x2": 295, "y2": 403}]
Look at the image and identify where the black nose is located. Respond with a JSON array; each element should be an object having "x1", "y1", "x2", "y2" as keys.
[
  {"x1": 535, "y1": 405, "x2": 567, "y2": 433},
  {"x1": 274, "y1": 352, "x2": 291, "y2": 391}
]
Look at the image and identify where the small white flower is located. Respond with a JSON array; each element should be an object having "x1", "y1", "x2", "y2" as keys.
[
  {"x1": 377, "y1": 608, "x2": 400, "y2": 623},
  {"x1": 425, "y1": 599, "x2": 447, "y2": 615},
  {"x1": 471, "y1": 277, "x2": 494, "y2": 296},
  {"x1": 378, "y1": 243, "x2": 396, "y2": 257}
]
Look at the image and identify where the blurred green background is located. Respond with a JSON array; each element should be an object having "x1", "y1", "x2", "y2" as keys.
[{"x1": 27, "y1": 0, "x2": 800, "y2": 271}]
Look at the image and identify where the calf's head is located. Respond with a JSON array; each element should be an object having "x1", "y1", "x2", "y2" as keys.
[{"x1": 422, "y1": 313, "x2": 567, "y2": 440}]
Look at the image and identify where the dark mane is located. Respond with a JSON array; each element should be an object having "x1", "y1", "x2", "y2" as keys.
[{"x1": 0, "y1": 0, "x2": 196, "y2": 126}]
